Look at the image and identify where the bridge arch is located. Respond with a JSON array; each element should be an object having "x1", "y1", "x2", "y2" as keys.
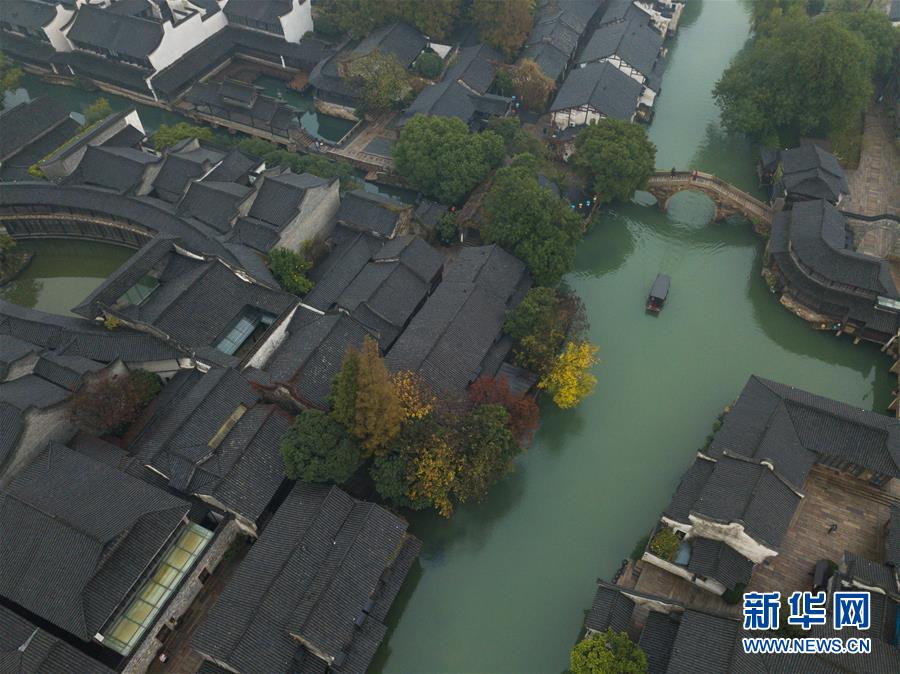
[{"x1": 644, "y1": 171, "x2": 773, "y2": 229}]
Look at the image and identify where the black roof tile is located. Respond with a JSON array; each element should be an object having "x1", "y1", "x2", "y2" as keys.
[
  {"x1": 192, "y1": 483, "x2": 419, "y2": 673},
  {"x1": 0, "y1": 443, "x2": 190, "y2": 639}
]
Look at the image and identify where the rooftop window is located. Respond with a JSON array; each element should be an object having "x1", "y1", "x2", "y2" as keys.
[
  {"x1": 115, "y1": 274, "x2": 159, "y2": 309},
  {"x1": 216, "y1": 310, "x2": 275, "y2": 357},
  {"x1": 100, "y1": 522, "x2": 213, "y2": 655}
]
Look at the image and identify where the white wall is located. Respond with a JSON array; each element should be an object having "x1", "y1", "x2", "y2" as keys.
[
  {"x1": 148, "y1": 7, "x2": 228, "y2": 72},
  {"x1": 44, "y1": 4, "x2": 75, "y2": 52},
  {"x1": 278, "y1": 178, "x2": 341, "y2": 250},
  {"x1": 279, "y1": 0, "x2": 314, "y2": 43}
]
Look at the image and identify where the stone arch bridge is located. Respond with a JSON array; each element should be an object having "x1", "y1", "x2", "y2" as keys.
[{"x1": 645, "y1": 171, "x2": 773, "y2": 228}]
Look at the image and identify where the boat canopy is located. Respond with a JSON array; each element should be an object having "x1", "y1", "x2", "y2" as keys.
[{"x1": 649, "y1": 274, "x2": 671, "y2": 300}]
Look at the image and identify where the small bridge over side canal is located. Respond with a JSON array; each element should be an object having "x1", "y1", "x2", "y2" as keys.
[{"x1": 646, "y1": 171, "x2": 773, "y2": 228}]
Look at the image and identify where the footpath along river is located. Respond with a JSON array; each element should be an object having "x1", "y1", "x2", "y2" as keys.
[{"x1": 373, "y1": 2, "x2": 893, "y2": 672}]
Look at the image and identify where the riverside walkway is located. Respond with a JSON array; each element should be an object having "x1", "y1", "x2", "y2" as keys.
[{"x1": 646, "y1": 171, "x2": 773, "y2": 226}]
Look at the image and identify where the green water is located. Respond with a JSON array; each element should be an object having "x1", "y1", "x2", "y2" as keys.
[
  {"x1": 1, "y1": 239, "x2": 132, "y2": 316},
  {"x1": 254, "y1": 76, "x2": 357, "y2": 143},
  {"x1": 373, "y1": 2, "x2": 892, "y2": 673},
  {"x1": 4, "y1": 74, "x2": 190, "y2": 132}
]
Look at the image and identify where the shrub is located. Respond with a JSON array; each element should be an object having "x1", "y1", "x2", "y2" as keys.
[
  {"x1": 67, "y1": 369, "x2": 161, "y2": 436},
  {"x1": 267, "y1": 247, "x2": 313, "y2": 295},
  {"x1": 434, "y1": 211, "x2": 459, "y2": 245},
  {"x1": 648, "y1": 528, "x2": 681, "y2": 562},
  {"x1": 84, "y1": 97, "x2": 112, "y2": 125},
  {"x1": 103, "y1": 315, "x2": 122, "y2": 331},
  {"x1": 571, "y1": 629, "x2": 648, "y2": 674},
  {"x1": 415, "y1": 51, "x2": 444, "y2": 79},
  {"x1": 280, "y1": 409, "x2": 362, "y2": 483},
  {"x1": 152, "y1": 122, "x2": 214, "y2": 150}
]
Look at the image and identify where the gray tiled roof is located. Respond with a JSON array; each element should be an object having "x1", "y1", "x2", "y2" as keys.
[
  {"x1": 247, "y1": 170, "x2": 329, "y2": 229},
  {"x1": 887, "y1": 506, "x2": 900, "y2": 568},
  {"x1": 692, "y1": 454, "x2": 801, "y2": 549},
  {"x1": 192, "y1": 483, "x2": 420, "y2": 674},
  {"x1": 842, "y1": 552, "x2": 897, "y2": 595},
  {"x1": 585, "y1": 583, "x2": 635, "y2": 633},
  {"x1": 223, "y1": 0, "x2": 292, "y2": 25},
  {"x1": 0, "y1": 299, "x2": 179, "y2": 364},
  {"x1": 0, "y1": 373, "x2": 71, "y2": 411},
  {"x1": 0, "y1": 443, "x2": 190, "y2": 639},
  {"x1": 0, "y1": 96, "x2": 71, "y2": 161},
  {"x1": 579, "y1": 17, "x2": 664, "y2": 75},
  {"x1": 524, "y1": 0, "x2": 602, "y2": 80},
  {"x1": 687, "y1": 537, "x2": 754, "y2": 591},
  {"x1": 265, "y1": 309, "x2": 376, "y2": 409},
  {"x1": 0, "y1": 401, "x2": 24, "y2": 474},
  {"x1": 130, "y1": 367, "x2": 287, "y2": 524},
  {"x1": 550, "y1": 60, "x2": 643, "y2": 120},
  {"x1": 67, "y1": 144, "x2": 159, "y2": 194},
  {"x1": 178, "y1": 180, "x2": 251, "y2": 233},
  {"x1": 0, "y1": 0, "x2": 57, "y2": 31},
  {"x1": 74, "y1": 238, "x2": 295, "y2": 352},
  {"x1": 0, "y1": 604, "x2": 113, "y2": 674},
  {"x1": 336, "y1": 189, "x2": 407, "y2": 238},
  {"x1": 638, "y1": 610, "x2": 679, "y2": 674},
  {"x1": 385, "y1": 245, "x2": 529, "y2": 396},
  {"x1": 709, "y1": 376, "x2": 900, "y2": 482},
  {"x1": 666, "y1": 609, "x2": 742, "y2": 674},
  {"x1": 66, "y1": 4, "x2": 163, "y2": 60},
  {"x1": 779, "y1": 145, "x2": 849, "y2": 203},
  {"x1": 772, "y1": 200, "x2": 898, "y2": 299},
  {"x1": 353, "y1": 21, "x2": 427, "y2": 67}
]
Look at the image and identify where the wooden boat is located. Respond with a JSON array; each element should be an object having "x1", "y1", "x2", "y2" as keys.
[{"x1": 646, "y1": 274, "x2": 670, "y2": 314}]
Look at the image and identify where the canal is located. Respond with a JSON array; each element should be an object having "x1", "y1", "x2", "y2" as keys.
[
  {"x1": 372, "y1": 2, "x2": 893, "y2": 673},
  {"x1": 0, "y1": 239, "x2": 132, "y2": 316}
]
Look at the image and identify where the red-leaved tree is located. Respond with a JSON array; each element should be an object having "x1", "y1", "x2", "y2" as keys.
[{"x1": 468, "y1": 376, "x2": 539, "y2": 444}]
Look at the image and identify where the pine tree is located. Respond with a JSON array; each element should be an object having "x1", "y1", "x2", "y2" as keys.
[
  {"x1": 352, "y1": 337, "x2": 402, "y2": 455},
  {"x1": 330, "y1": 347, "x2": 361, "y2": 428}
]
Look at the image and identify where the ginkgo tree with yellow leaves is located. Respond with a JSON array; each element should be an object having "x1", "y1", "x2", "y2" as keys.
[{"x1": 538, "y1": 341, "x2": 600, "y2": 409}]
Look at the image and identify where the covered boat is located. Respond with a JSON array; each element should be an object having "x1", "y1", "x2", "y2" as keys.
[{"x1": 646, "y1": 273, "x2": 670, "y2": 314}]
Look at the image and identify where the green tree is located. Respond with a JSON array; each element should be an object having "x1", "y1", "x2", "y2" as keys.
[
  {"x1": 482, "y1": 161, "x2": 582, "y2": 285},
  {"x1": 267, "y1": 248, "x2": 313, "y2": 295},
  {"x1": 330, "y1": 347, "x2": 361, "y2": 427},
  {"x1": 84, "y1": 97, "x2": 112, "y2": 125},
  {"x1": 393, "y1": 115, "x2": 505, "y2": 204},
  {"x1": 280, "y1": 409, "x2": 362, "y2": 483},
  {"x1": 831, "y1": 11, "x2": 899, "y2": 80},
  {"x1": 569, "y1": 119, "x2": 656, "y2": 204},
  {"x1": 434, "y1": 211, "x2": 459, "y2": 245},
  {"x1": 342, "y1": 50, "x2": 411, "y2": 113},
  {"x1": 571, "y1": 630, "x2": 648, "y2": 674},
  {"x1": 317, "y1": 0, "x2": 462, "y2": 40},
  {"x1": 713, "y1": 17, "x2": 876, "y2": 146},
  {"x1": 471, "y1": 0, "x2": 535, "y2": 58},
  {"x1": 353, "y1": 336, "x2": 402, "y2": 455},
  {"x1": 503, "y1": 286, "x2": 565, "y2": 373},
  {"x1": 750, "y1": 0, "x2": 807, "y2": 34},
  {"x1": 455, "y1": 404, "x2": 520, "y2": 502},
  {"x1": 235, "y1": 137, "x2": 357, "y2": 188},
  {"x1": 0, "y1": 233, "x2": 15, "y2": 257},
  {"x1": 152, "y1": 122, "x2": 214, "y2": 150},
  {"x1": 415, "y1": 51, "x2": 444, "y2": 79},
  {"x1": 0, "y1": 53, "x2": 22, "y2": 108}
]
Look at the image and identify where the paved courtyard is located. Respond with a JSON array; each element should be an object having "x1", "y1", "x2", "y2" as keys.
[
  {"x1": 843, "y1": 104, "x2": 900, "y2": 217},
  {"x1": 747, "y1": 465, "x2": 896, "y2": 596}
]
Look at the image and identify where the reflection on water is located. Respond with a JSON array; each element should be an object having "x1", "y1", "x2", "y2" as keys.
[
  {"x1": 1, "y1": 239, "x2": 133, "y2": 316},
  {"x1": 254, "y1": 76, "x2": 356, "y2": 143},
  {"x1": 375, "y1": 3, "x2": 893, "y2": 673}
]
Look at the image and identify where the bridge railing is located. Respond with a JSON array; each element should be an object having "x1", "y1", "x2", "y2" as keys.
[{"x1": 647, "y1": 171, "x2": 772, "y2": 217}]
